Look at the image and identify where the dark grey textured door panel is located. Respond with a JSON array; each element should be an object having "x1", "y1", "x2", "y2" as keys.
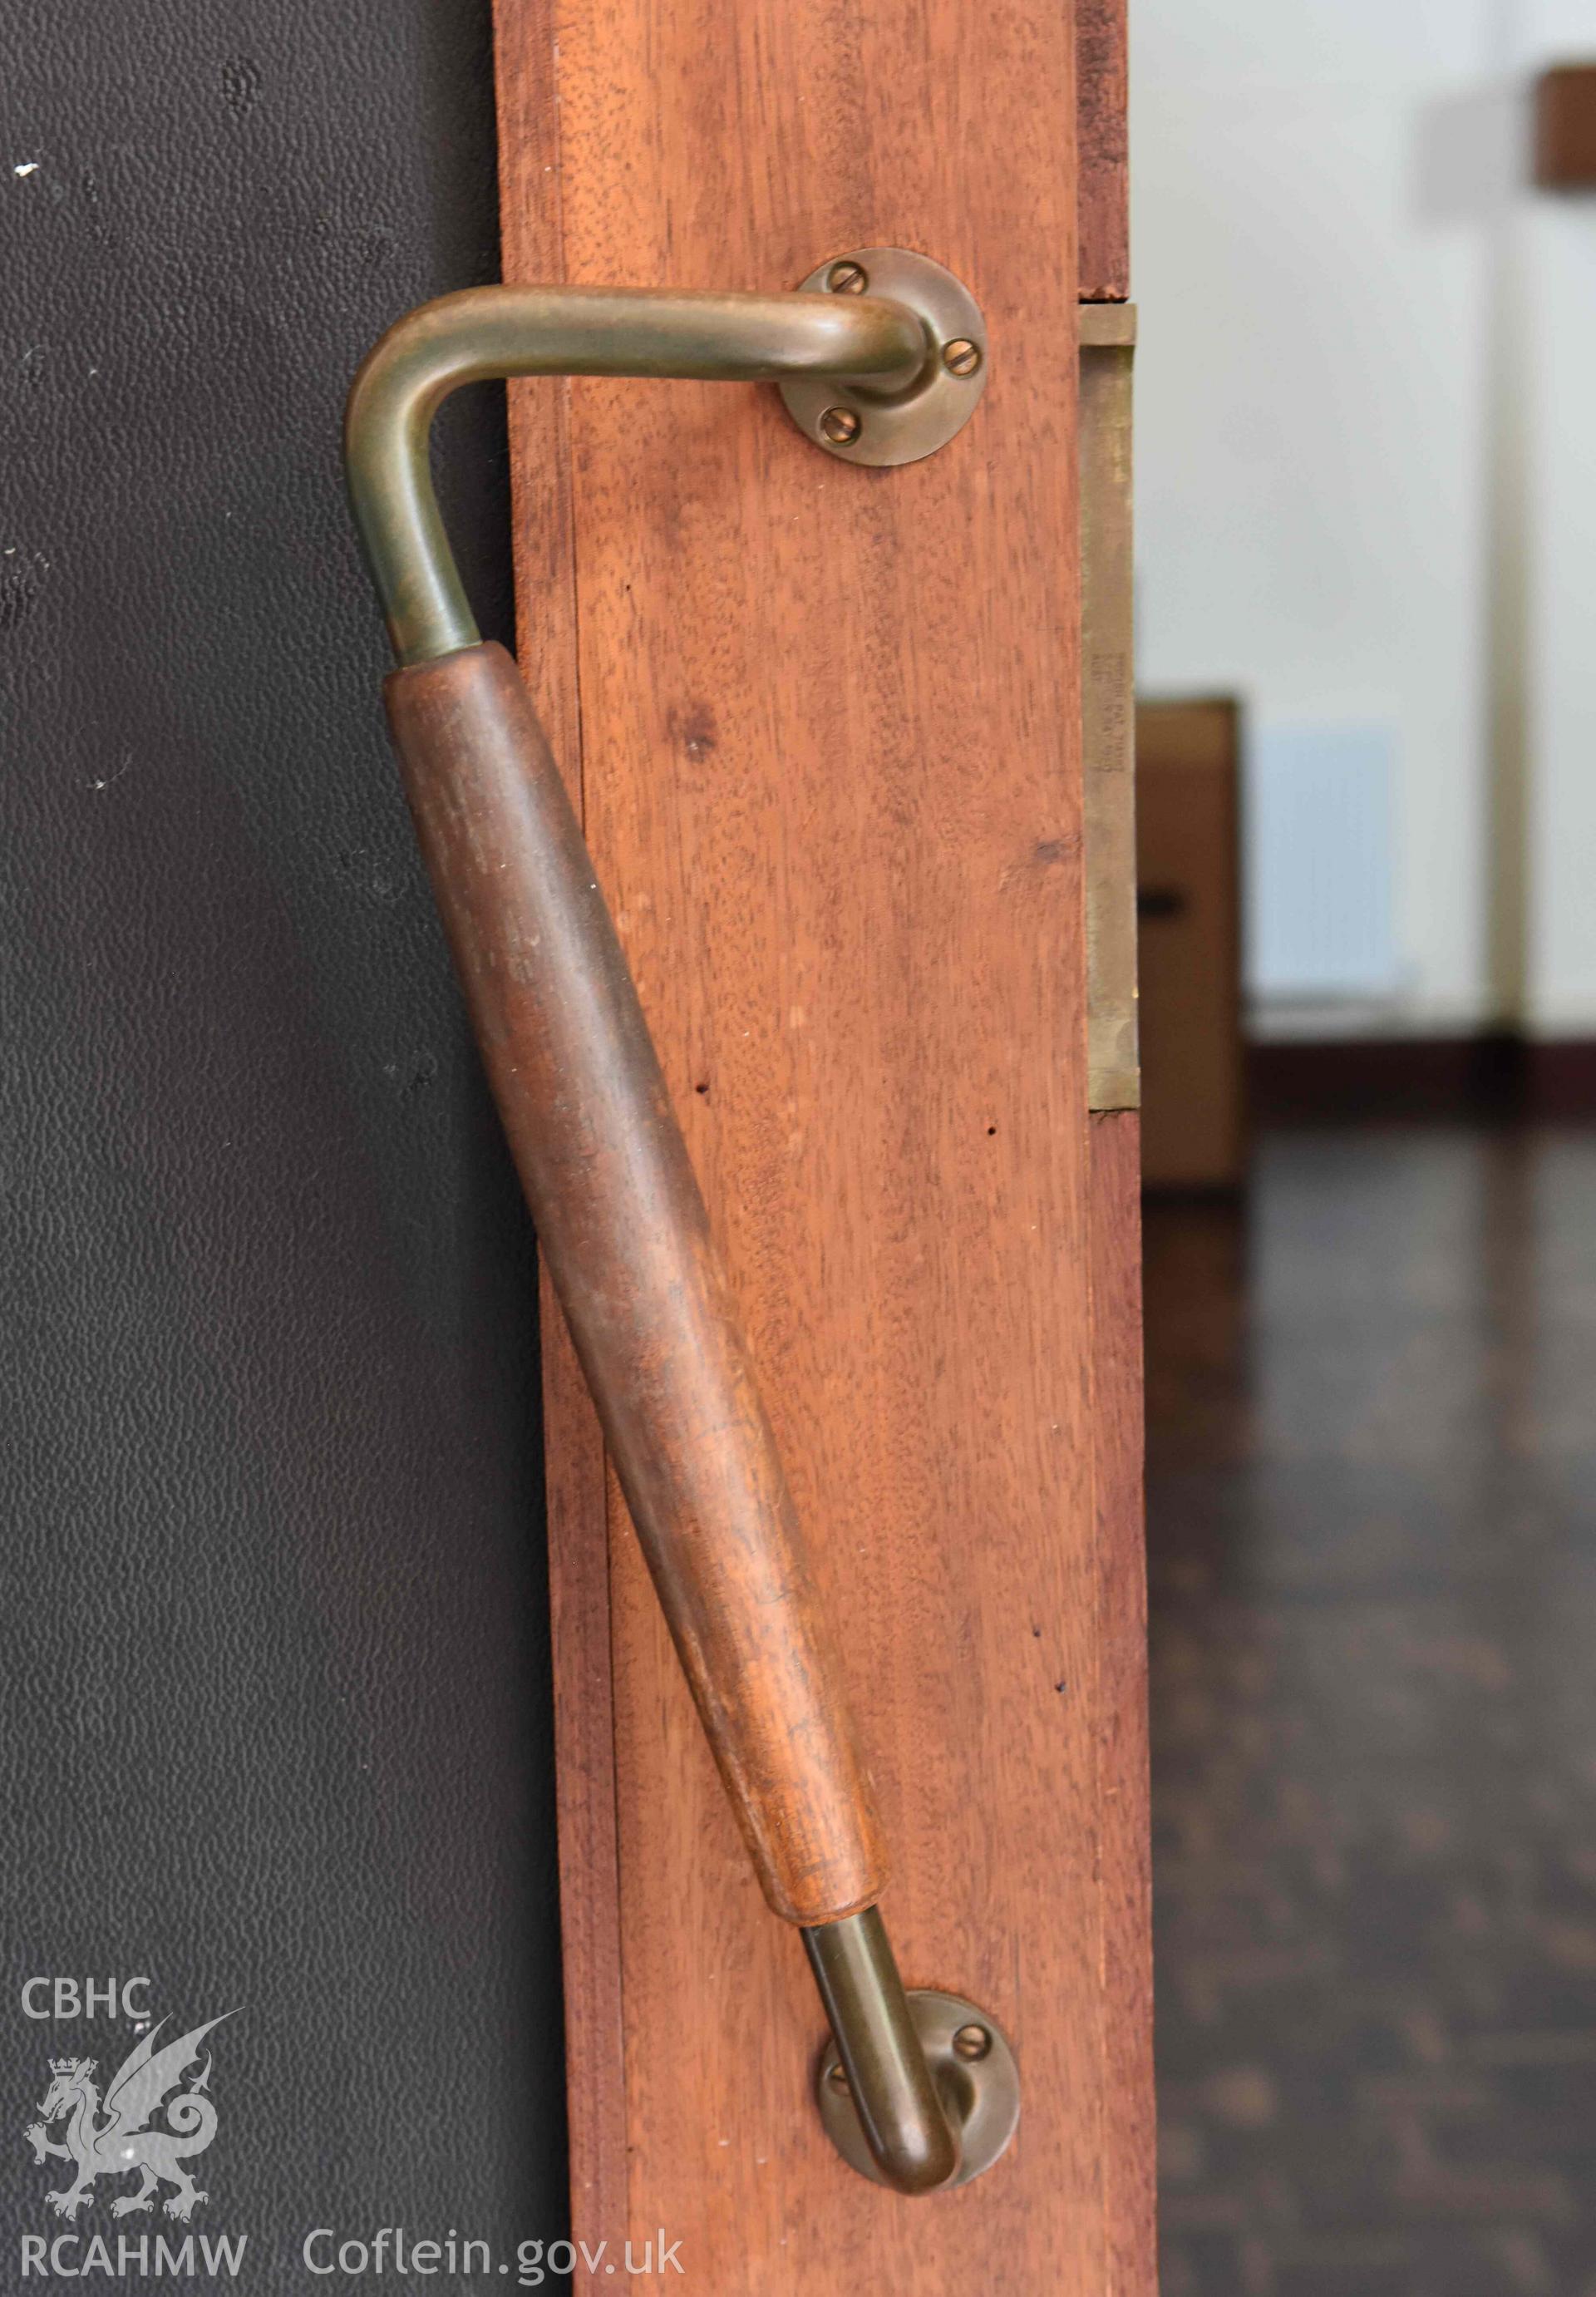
[{"x1": 1, "y1": 2, "x2": 565, "y2": 2278}]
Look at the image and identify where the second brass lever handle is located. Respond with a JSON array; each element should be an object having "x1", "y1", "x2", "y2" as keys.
[{"x1": 344, "y1": 258, "x2": 1014, "y2": 2196}]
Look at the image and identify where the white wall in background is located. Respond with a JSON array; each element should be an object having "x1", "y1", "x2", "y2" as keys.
[
  {"x1": 1131, "y1": 0, "x2": 1596, "y2": 1039},
  {"x1": 1518, "y1": 0, "x2": 1596, "y2": 1037}
]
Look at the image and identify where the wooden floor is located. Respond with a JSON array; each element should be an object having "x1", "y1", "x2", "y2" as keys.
[{"x1": 1145, "y1": 1126, "x2": 1596, "y2": 2297}]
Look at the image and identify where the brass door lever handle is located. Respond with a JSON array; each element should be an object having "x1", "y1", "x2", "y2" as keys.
[{"x1": 343, "y1": 257, "x2": 1016, "y2": 2195}]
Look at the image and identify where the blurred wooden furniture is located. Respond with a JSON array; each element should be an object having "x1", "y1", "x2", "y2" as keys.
[
  {"x1": 1136, "y1": 697, "x2": 1246, "y2": 1189},
  {"x1": 1535, "y1": 64, "x2": 1596, "y2": 189}
]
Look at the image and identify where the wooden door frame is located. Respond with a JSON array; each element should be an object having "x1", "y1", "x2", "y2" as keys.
[
  {"x1": 1075, "y1": 16, "x2": 1152, "y2": 2275},
  {"x1": 492, "y1": 2, "x2": 1150, "y2": 2285}
]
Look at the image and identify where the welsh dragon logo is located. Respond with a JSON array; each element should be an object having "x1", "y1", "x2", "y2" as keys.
[{"x1": 23, "y1": 2013, "x2": 234, "y2": 2222}]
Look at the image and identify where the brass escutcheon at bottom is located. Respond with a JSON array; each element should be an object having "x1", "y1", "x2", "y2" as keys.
[
  {"x1": 779, "y1": 247, "x2": 988, "y2": 470},
  {"x1": 815, "y1": 1989, "x2": 1020, "y2": 2189}
]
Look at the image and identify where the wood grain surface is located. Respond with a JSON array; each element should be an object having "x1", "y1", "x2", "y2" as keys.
[
  {"x1": 489, "y1": 37, "x2": 632, "y2": 2249},
  {"x1": 1077, "y1": 0, "x2": 1130, "y2": 301},
  {"x1": 491, "y1": 0, "x2": 1151, "y2": 2285}
]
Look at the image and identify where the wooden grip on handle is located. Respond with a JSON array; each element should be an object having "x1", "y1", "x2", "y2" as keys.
[{"x1": 385, "y1": 642, "x2": 886, "y2": 1926}]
